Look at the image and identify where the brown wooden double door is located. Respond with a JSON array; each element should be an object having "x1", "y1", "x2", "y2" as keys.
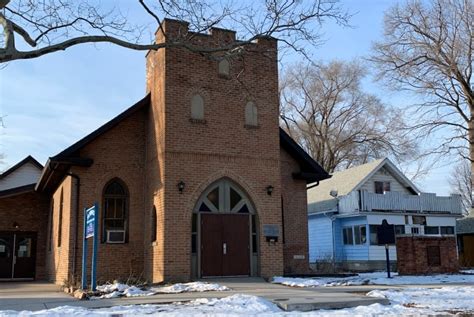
[
  {"x1": 0, "y1": 232, "x2": 36, "y2": 279},
  {"x1": 201, "y1": 214, "x2": 250, "y2": 277}
]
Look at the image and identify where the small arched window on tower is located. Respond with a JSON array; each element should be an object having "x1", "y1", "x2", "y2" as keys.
[
  {"x1": 218, "y1": 58, "x2": 230, "y2": 77},
  {"x1": 191, "y1": 94, "x2": 205, "y2": 121},
  {"x1": 245, "y1": 101, "x2": 258, "y2": 127}
]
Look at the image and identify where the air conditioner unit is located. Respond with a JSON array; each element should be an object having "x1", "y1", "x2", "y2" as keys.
[{"x1": 106, "y1": 230, "x2": 125, "y2": 243}]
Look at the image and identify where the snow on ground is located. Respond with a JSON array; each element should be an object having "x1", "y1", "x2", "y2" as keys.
[
  {"x1": 272, "y1": 271, "x2": 474, "y2": 287},
  {"x1": 93, "y1": 282, "x2": 229, "y2": 299},
  {"x1": 3, "y1": 287, "x2": 474, "y2": 316},
  {"x1": 4, "y1": 286, "x2": 474, "y2": 317}
]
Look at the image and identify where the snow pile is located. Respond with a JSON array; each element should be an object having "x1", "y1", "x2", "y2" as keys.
[
  {"x1": 93, "y1": 281, "x2": 229, "y2": 299},
  {"x1": 367, "y1": 286, "x2": 474, "y2": 314},
  {"x1": 0, "y1": 294, "x2": 281, "y2": 316},
  {"x1": 273, "y1": 271, "x2": 474, "y2": 287},
  {"x1": 152, "y1": 281, "x2": 230, "y2": 294}
]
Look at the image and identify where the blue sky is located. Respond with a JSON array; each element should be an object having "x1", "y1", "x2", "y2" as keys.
[{"x1": 0, "y1": 0, "x2": 454, "y2": 195}]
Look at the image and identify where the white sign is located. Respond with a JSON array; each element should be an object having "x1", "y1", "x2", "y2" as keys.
[{"x1": 293, "y1": 255, "x2": 305, "y2": 260}]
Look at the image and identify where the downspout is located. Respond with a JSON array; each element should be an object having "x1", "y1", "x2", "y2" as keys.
[{"x1": 67, "y1": 172, "x2": 81, "y2": 281}]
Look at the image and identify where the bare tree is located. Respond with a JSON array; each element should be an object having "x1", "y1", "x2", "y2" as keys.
[
  {"x1": 280, "y1": 60, "x2": 417, "y2": 173},
  {"x1": 0, "y1": 0, "x2": 350, "y2": 63},
  {"x1": 371, "y1": 0, "x2": 474, "y2": 175},
  {"x1": 449, "y1": 160, "x2": 472, "y2": 215}
]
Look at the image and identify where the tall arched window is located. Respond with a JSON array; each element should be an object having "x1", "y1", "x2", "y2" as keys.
[
  {"x1": 151, "y1": 206, "x2": 157, "y2": 243},
  {"x1": 245, "y1": 101, "x2": 258, "y2": 126},
  {"x1": 57, "y1": 190, "x2": 63, "y2": 247},
  {"x1": 191, "y1": 94, "x2": 205, "y2": 120},
  {"x1": 102, "y1": 179, "x2": 128, "y2": 243}
]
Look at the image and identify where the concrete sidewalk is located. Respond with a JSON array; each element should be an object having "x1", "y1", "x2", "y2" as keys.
[{"x1": 0, "y1": 278, "x2": 389, "y2": 312}]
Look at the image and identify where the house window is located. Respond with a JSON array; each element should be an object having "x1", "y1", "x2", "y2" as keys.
[
  {"x1": 343, "y1": 227, "x2": 353, "y2": 245},
  {"x1": 218, "y1": 59, "x2": 230, "y2": 77},
  {"x1": 191, "y1": 94, "x2": 205, "y2": 121},
  {"x1": 103, "y1": 179, "x2": 128, "y2": 243},
  {"x1": 57, "y1": 189, "x2": 63, "y2": 247},
  {"x1": 440, "y1": 226, "x2": 454, "y2": 235},
  {"x1": 151, "y1": 206, "x2": 157, "y2": 243},
  {"x1": 411, "y1": 227, "x2": 420, "y2": 235},
  {"x1": 374, "y1": 181, "x2": 390, "y2": 194},
  {"x1": 354, "y1": 225, "x2": 367, "y2": 244},
  {"x1": 395, "y1": 225, "x2": 405, "y2": 235},
  {"x1": 427, "y1": 246, "x2": 441, "y2": 266},
  {"x1": 245, "y1": 101, "x2": 258, "y2": 127},
  {"x1": 412, "y1": 216, "x2": 426, "y2": 225},
  {"x1": 424, "y1": 226, "x2": 439, "y2": 235},
  {"x1": 369, "y1": 225, "x2": 379, "y2": 245}
]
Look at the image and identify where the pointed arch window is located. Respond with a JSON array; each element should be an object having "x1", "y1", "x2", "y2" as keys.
[
  {"x1": 102, "y1": 179, "x2": 128, "y2": 243},
  {"x1": 245, "y1": 101, "x2": 258, "y2": 127},
  {"x1": 191, "y1": 94, "x2": 205, "y2": 120},
  {"x1": 218, "y1": 59, "x2": 230, "y2": 77}
]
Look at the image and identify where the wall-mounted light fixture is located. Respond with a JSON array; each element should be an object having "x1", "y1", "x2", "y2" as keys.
[
  {"x1": 12, "y1": 222, "x2": 19, "y2": 229},
  {"x1": 266, "y1": 185, "x2": 274, "y2": 196},
  {"x1": 177, "y1": 180, "x2": 185, "y2": 194}
]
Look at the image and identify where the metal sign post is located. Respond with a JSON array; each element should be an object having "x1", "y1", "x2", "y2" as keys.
[
  {"x1": 385, "y1": 244, "x2": 391, "y2": 278},
  {"x1": 81, "y1": 203, "x2": 99, "y2": 291},
  {"x1": 377, "y1": 219, "x2": 395, "y2": 279}
]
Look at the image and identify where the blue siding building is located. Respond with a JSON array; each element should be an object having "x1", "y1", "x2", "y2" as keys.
[{"x1": 307, "y1": 158, "x2": 461, "y2": 271}]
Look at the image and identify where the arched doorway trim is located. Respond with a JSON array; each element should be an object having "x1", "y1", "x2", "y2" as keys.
[{"x1": 191, "y1": 177, "x2": 259, "y2": 278}]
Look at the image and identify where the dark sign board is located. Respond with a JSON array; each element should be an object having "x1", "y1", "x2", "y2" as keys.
[
  {"x1": 263, "y1": 224, "x2": 280, "y2": 237},
  {"x1": 377, "y1": 219, "x2": 395, "y2": 245}
]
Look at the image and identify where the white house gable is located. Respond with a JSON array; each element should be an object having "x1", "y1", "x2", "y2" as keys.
[
  {"x1": 359, "y1": 166, "x2": 412, "y2": 194},
  {"x1": 0, "y1": 161, "x2": 43, "y2": 191}
]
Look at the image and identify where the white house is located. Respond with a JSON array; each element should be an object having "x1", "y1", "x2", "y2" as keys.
[{"x1": 307, "y1": 158, "x2": 462, "y2": 271}]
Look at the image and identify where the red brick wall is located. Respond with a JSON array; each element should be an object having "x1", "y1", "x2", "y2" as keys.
[
  {"x1": 67, "y1": 109, "x2": 147, "y2": 284},
  {"x1": 46, "y1": 178, "x2": 74, "y2": 283},
  {"x1": 0, "y1": 190, "x2": 49, "y2": 280},
  {"x1": 280, "y1": 148, "x2": 310, "y2": 274},
  {"x1": 146, "y1": 19, "x2": 285, "y2": 281},
  {"x1": 396, "y1": 236, "x2": 459, "y2": 275}
]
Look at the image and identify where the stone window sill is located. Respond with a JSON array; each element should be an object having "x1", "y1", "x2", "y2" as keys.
[{"x1": 244, "y1": 124, "x2": 259, "y2": 129}]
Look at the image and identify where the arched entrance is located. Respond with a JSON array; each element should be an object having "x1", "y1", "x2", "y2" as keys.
[{"x1": 191, "y1": 178, "x2": 258, "y2": 277}]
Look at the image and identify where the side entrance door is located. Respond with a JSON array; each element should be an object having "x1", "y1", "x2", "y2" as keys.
[
  {"x1": 0, "y1": 232, "x2": 36, "y2": 279},
  {"x1": 201, "y1": 214, "x2": 250, "y2": 277}
]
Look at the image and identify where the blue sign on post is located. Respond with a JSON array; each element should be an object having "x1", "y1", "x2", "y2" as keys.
[{"x1": 81, "y1": 203, "x2": 99, "y2": 291}]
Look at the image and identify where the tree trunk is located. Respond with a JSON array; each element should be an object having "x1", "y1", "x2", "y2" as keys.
[{"x1": 470, "y1": 110, "x2": 474, "y2": 216}]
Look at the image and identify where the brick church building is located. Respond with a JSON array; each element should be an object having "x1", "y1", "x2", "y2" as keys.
[{"x1": 0, "y1": 19, "x2": 329, "y2": 284}]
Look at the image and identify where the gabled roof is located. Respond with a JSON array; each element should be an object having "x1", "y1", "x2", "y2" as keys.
[
  {"x1": 0, "y1": 155, "x2": 43, "y2": 180},
  {"x1": 308, "y1": 158, "x2": 420, "y2": 203},
  {"x1": 279, "y1": 128, "x2": 330, "y2": 183},
  {"x1": 36, "y1": 94, "x2": 150, "y2": 191},
  {"x1": 0, "y1": 184, "x2": 36, "y2": 198},
  {"x1": 457, "y1": 216, "x2": 474, "y2": 235}
]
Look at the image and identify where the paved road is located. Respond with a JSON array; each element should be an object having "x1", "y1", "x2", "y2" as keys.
[{"x1": 0, "y1": 278, "x2": 390, "y2": 312}]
